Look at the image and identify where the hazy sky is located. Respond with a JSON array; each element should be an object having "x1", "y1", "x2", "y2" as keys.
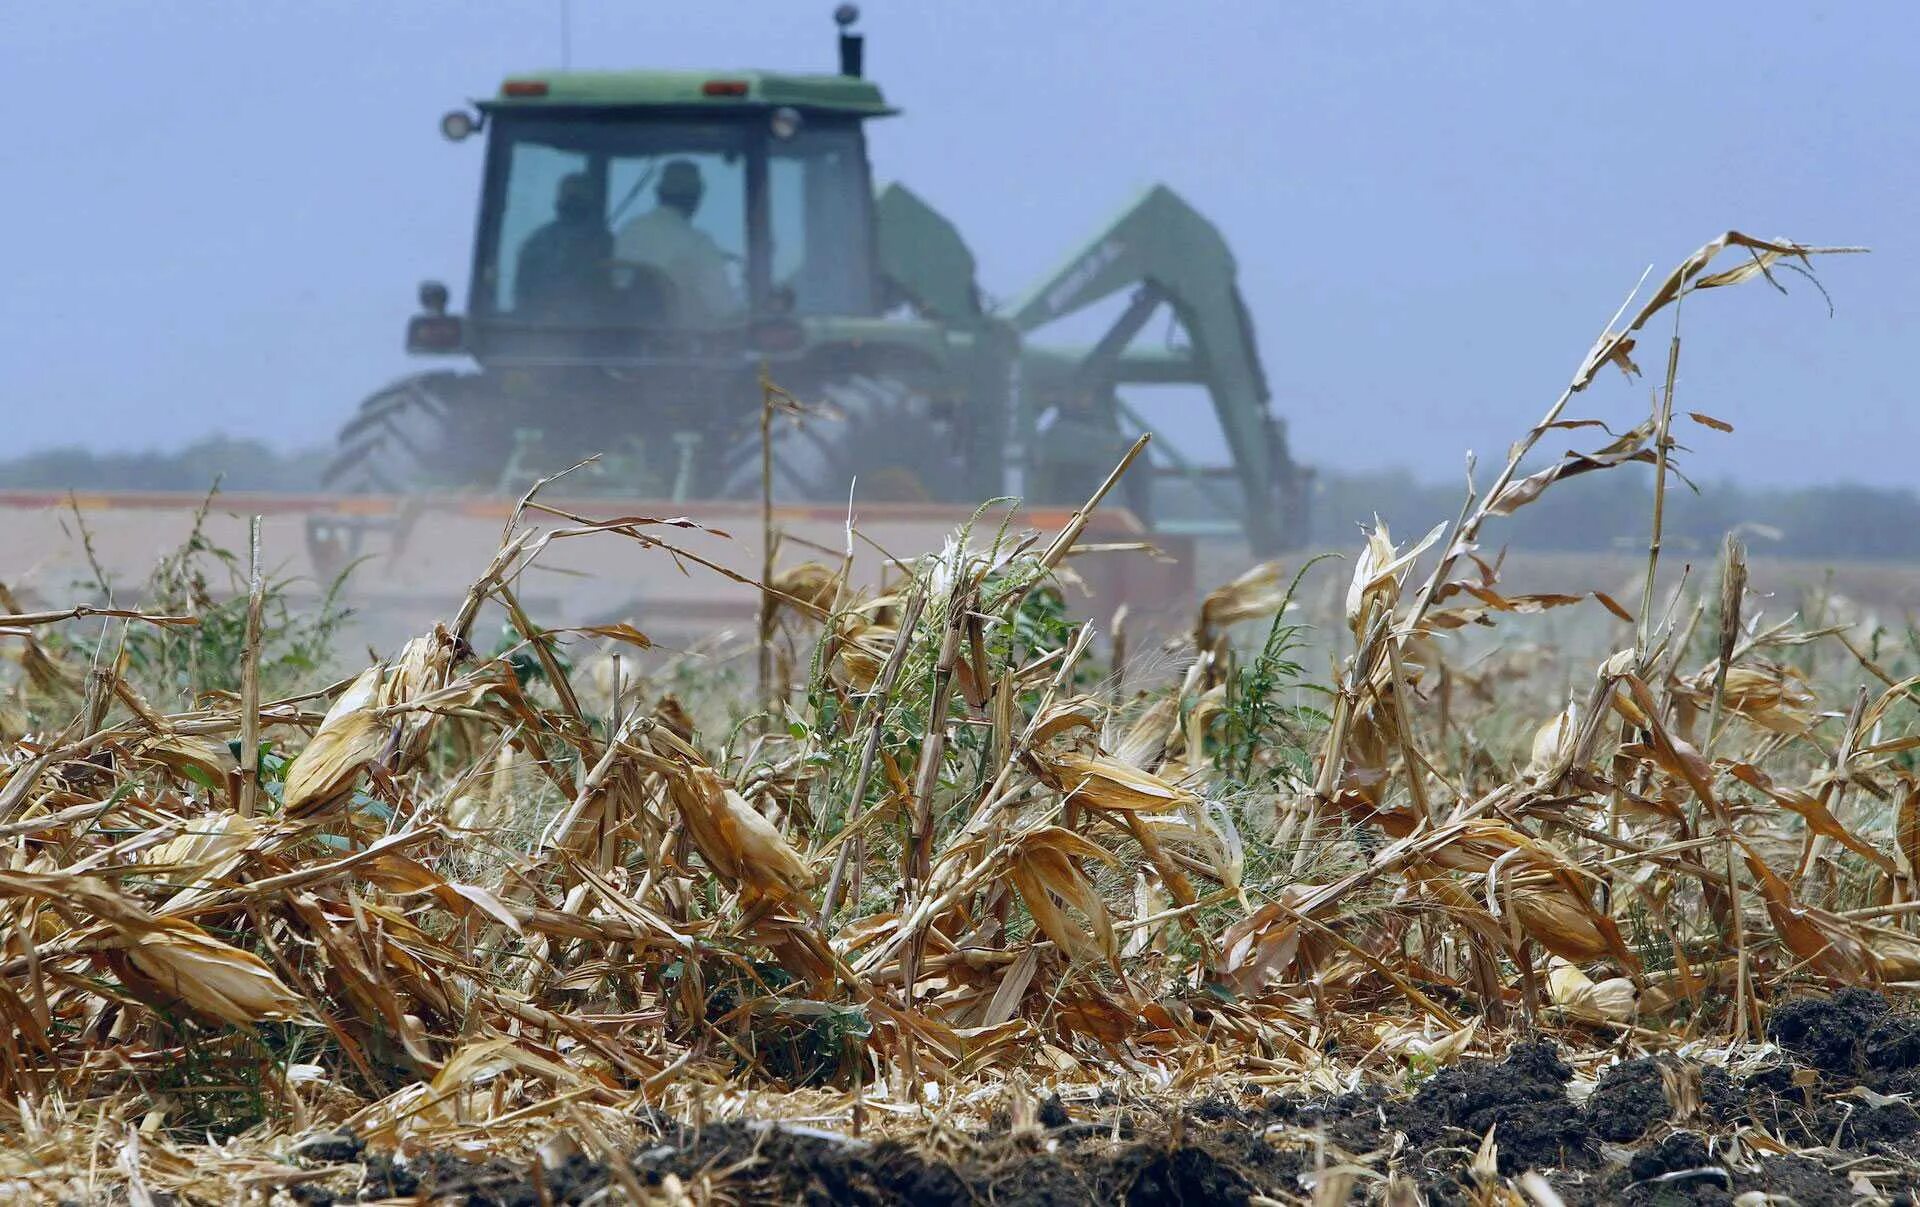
[{"x1": 3, "y1": 2, "x2": 1914, "y2": 487}]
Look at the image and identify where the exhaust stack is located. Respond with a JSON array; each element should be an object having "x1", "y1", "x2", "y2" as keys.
[{"x1": 834, "y1": 5, "x2": 864, "y2": 77}]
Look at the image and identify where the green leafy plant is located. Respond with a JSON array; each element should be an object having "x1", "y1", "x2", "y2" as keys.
[
  {"x1": 108, "y1": 491, "x2": 351, "y2": 706},
  {"x1": 1215, "y1": 559, "x2": 1331, "y2": 787}
]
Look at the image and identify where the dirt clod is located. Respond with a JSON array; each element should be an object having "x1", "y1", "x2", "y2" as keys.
[
  {"x1": 1624, "y1": 1129, "x2": 1716, "y2": 1182},
  {"x1": 289, "y1": 1128, "x2": 362, "y2": 1165},
  {"x1": 1117, "y1": 1146, "x2": 1253, "y2": 1207},
  {"x1": 330, "y1": 996, "x2": 1920, "y2": 1206},
  {"x1": 1587, "y1": 1058, "x2": 1675, "y2": 1142},
  {"x1": 1768, "y1": 986, "x2": 1894, "y2": 1075},
  {"x1": 1398, "y1": 1040, "x2": 1596, "y2": 1174},
  {"x1": 1039, "y1": 1093, "x2": 1071, "y2": 1129}
]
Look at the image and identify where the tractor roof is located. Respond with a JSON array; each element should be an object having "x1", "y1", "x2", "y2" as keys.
[{"x1": 483, "y1": 69, "x2": 895, "y2": 117}]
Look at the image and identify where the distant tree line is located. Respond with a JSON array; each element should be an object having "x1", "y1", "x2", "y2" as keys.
[
  {"x1": 0, "y1": 438, "x2": 328, "y2": 494},
  {"x1": 0, "y1": 441, "x2": 1914, "y2": 561},
  {"x1": 1312, "y1": 468, "x2": 1920, "y2": 561}
]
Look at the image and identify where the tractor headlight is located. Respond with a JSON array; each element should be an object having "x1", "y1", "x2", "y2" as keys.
[
  {"x1": 439, "y1": 109, "x2": 477, "y2": 142},
  {"x1": 770, "y1": 106, "x2": 803, "y2": 140}
]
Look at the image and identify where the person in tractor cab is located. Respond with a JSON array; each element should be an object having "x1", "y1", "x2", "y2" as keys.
[
  {"x1": 613, "y1": 159, "x2": 739, "y2": 326},
  {"x1": 514, "y1": 172, "x2": 612, "y2": 320}
]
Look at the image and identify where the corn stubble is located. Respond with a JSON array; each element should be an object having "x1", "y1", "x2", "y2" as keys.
[{"x1": 0, "y1": 231, "x2": 1905, "y2": 1201}]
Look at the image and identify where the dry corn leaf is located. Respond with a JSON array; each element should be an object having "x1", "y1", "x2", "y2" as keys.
[
  {"x1": 1051, "y1": 992, "x2": 1137, "y2": 1043},
  {"x1": 1898, "y1": 774, "x2": 1920, "y2": 882},
  {"x1": 1728, "y1": 764, "x2": 1895, "y2": 875},
  {"x1": 1007, "y1": 826, "x2": 1119, "y2": 963},
  {"x1": 282, "y1": 665, "x2": 387, "y2": 814},
  {"x1": 111, "y1": 917, "x2": 308, "y2": 1026},
  {"x1": 143, "y1": 810, "x2": 260, "y2": 879},
  {"x1": 1030, "y1": 697, "x2": 1102, "y2": 747},
  {"x1": 1111, "y1": 695, "x2": 1179, "y2": 770},
  {"x1": 1739, "y1": 841, "x2": 1873, "y2": 982},
  {"x1": 1181, "y1": 685, "x2": 1228, "y2": 765},
  {"x1": 1199, "y1": 561, "x2": 1287, "y2": 635},
  {"x1": 446, "y1": 883, "x2": 525, "y2": 935},
  {"x1": 1510, "y1": 882, "x2": 1621, "y2": 963},
  {"x1": 387, "y1": 627, "x2": 458, "y2": 701},
  {"x1": 1413, "y1": 822, "x2": 1634, "y2": 966},
  {"x1": 1869, "y1": 930, "x2": 1920, "y2": 982},
  {"x1": 831, "y1": 614, "x2": 897, "y2": 690},
  {"x1": 1028, "y1": 748, "x2": 1197, "y2": 813},
  {"x1": 1215, "y1": 896, "x2": 1314, "y2": 996},
  {"x1": 135, "y1": 733, "x2": 238, "y2": 791},
  {"x1": 146, "y1": 810, "x2": 262, "y2": 911},
  {"x1": 665, "y1": 764, "x2": 813, "y2": 901},
  {"x1": 577, "y1": 622, "x2": 653, "y2": 649},
  {"x1": 1346, "y1": 519, "x2": 1446, "y2": 626},
  {"x1": 1489, "y1": 422, "x2": 1658, "y2": 516},
  {"x1": 1378, "y1": 1017, "x2": 1479, "y2": 1067},
  {"x1": 1684, "y1": 661, "x2": 1816, "y2": 734},
  {"x1": 1524, "y1": 702, "x2": 1579, "y2": 781},
  {"x1": 1545, "y1": 958, "x2": 1637, "y2": 1023},
  {"x1": 769, "y1": 562, "x2": 842, "y2": 618}
]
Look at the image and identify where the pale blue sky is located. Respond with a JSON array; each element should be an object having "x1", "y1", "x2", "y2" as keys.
[{"x1": 2, "y1": 2, "x2": 1913, "y2": 486}]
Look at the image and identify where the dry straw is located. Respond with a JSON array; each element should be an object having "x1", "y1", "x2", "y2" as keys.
[{"x1": 0, "y1": 230, "x2": 1904, "y2": 1201}]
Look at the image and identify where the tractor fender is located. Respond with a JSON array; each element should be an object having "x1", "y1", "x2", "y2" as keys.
[{"x1": 330, "y1": 371, "x2": 485, "y2": 449}]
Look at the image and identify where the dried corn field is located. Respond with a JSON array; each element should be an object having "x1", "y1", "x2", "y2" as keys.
[{"x1": 5, "y1": 233, "x2": 1919, "y2": 1205}]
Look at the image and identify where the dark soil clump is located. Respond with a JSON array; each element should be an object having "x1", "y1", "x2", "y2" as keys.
[
  {"x1": 1741, "y1": 988, "x2": 1920, "y2": 1150},
  {"x1": 1589, "y1": 1057, "x2": 1673, "y2": 1142},
  {"x1": 1112, "y1": 1145, "x2": 1254, "y2": 1207},
  {"x1": 343, "y1": 1120, "x2": 1291, "y2": 1207},
  {"x1": 1396, "y1": 1039, "x2": 1596, "y2": 1176},
  {"x1": 1281, "y1": 1086, "x2": 1392, "y2": 1154},
  {"x1": 1623, "y1": 1129, "x2": 1713, "y2": 1182},
  {"x1": 1770, "y1": 986, "x2": 1897, "y2": 1075},
  {"x1": 1038, "y1": 1093, "x2": 1071, "y2": 1129},
  {"x1": 320, "y1": 994, "x2": 1920, "y2": 1206},
  {"x1": 1767, "y1": 986, "x2": 1920, "y2": 1090}
]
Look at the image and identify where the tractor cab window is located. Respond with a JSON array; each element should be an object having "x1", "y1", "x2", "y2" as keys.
[
  {"x1": 767, "y1": 125, "x2": 875, "y2": 316},
  {"x1": 481, "y1": 116, "x2": 749, "y2": 327}
]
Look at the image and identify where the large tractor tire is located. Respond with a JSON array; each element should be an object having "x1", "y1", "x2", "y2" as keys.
[
  {"x1": 308, "y1": 372, "x2": 526, "y2": 585},
  {"x1": 722, "y1": 375, "x2": 969, "y2": 504},
  {"x1": 322, "y1": 372, "x2": 513, "y2": 494}
]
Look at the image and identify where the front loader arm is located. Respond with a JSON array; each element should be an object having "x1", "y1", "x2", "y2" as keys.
[{"x1": 1006, "y1": 185, "x2": 1305, "y2": 553}]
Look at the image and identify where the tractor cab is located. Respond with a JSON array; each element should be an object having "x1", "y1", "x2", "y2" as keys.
[
  {"x1": 418, "y1": 54, "x2": 893, "y2": 364},
  {"x1": 332, "y1": 6, "x2": 1308, "y2": 555}
]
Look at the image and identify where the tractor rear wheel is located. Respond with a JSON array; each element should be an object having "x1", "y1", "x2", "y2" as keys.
[
  {"x1": 721, "y1": 375, "x2": 969, "y2": 504},
  {"x1": 321, "y1": 373, "x2": 514, "y2": 494}
]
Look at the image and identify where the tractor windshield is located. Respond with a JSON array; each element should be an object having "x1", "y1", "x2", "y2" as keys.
[
  {"x1": 477, "y1": 115, "x2": 750, "y2": 328},
  {"x1": 767, "y1": 125, "x2": 874, "y2": 316},
  {"x1": 473, "y1": 110, "x2": 877, "y2": 333}
]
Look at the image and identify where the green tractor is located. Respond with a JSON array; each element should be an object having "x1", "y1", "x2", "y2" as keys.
[{"x1": 323, "y1": 7, "x2": 1308, "y2": 554}]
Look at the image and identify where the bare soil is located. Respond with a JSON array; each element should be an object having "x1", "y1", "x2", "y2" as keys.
[{"x1": 271, "y1": 992, "x2": 1920, "y2": 1206}]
